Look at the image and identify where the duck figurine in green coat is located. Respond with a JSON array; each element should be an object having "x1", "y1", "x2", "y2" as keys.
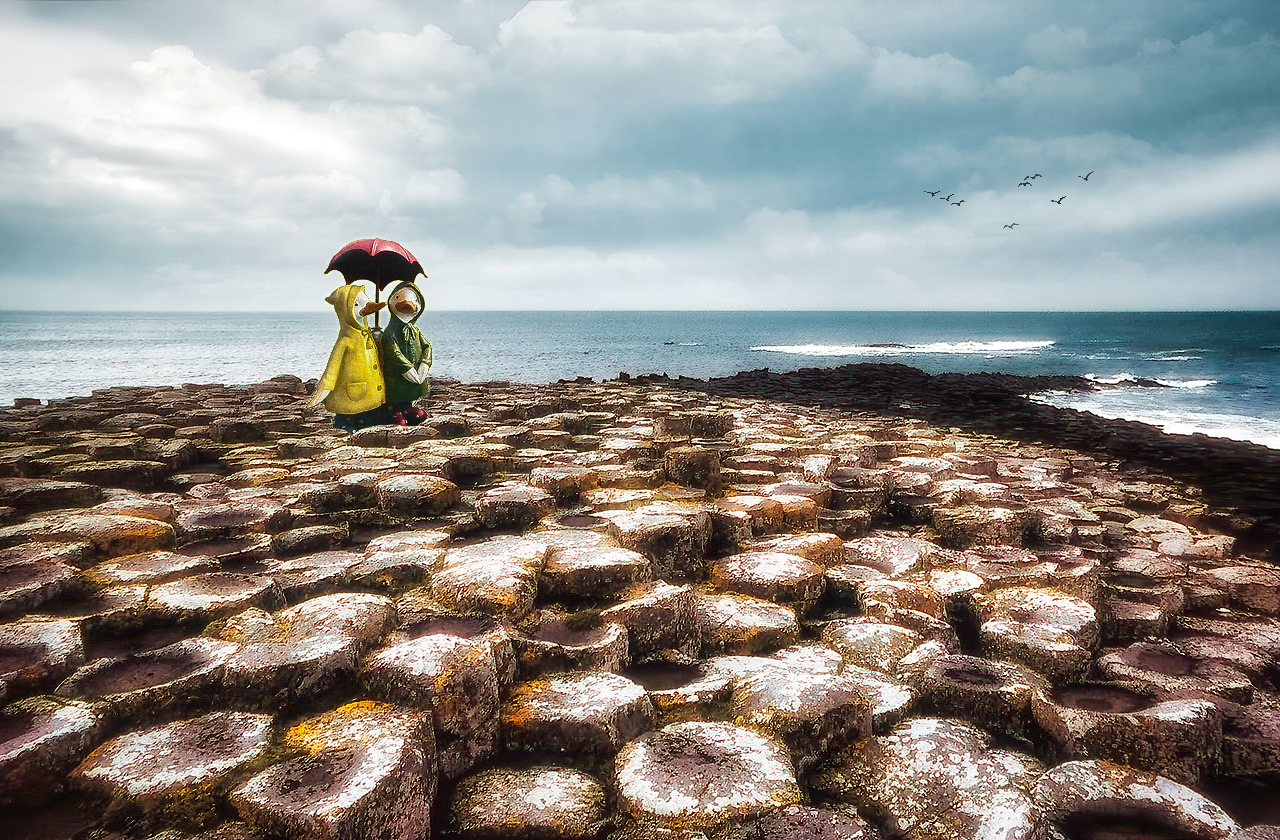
[
  {"x1": 307, "y1": 283, "x2": 388, "y2": 432},
  {"x1": 380, "y1": 281, "x2": 433, "y2": 426}
]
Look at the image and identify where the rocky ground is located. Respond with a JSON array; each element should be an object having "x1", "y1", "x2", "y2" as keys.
[{"x1": 1, "y1": 367, "x2": 1278, "y2": 840}]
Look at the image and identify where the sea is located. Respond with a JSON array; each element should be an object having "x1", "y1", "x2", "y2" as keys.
[{"x1": 1, "y1": 310, "x2": 1278, "y2": 450}]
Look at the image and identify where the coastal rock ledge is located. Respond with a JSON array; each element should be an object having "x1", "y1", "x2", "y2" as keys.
[{"x1": 0, "y1": 369, "x2": 1278, "y2": 839}]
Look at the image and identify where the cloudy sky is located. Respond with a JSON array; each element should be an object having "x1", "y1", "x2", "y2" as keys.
[{"x1": 1, "y1": 0, "x2": 1278, "y2": 311}]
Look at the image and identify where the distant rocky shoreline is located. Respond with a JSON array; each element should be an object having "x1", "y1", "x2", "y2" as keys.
[{"x1": 1, "y1": 366, "x2": 1279, "y2": 840}]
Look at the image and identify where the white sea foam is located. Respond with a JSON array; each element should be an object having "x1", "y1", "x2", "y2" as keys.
[
  {"x1": 751, "y1": 340, "x2": 1055, "y2": 357},
  {"x1": 1085, "y1": 373, "x2": 1138, "y2": 385},
  {"x1": 1033, "y1": 392, "x2": 1280, "y2": 450},
  {"x1": 1155, "y1": 378, "x2": 1217, "y2": 389},
  {"x1": 1085, "y1": 373, "x2": 1217, "y2": 389}
]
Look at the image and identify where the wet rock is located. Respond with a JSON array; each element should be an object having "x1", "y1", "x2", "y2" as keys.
[
  {"x1": 449, "y1": 765, "x2": 607, "y2": 839},
  {"x1": 615, "y1": 721, "x2": 801, "y2": 831},
  {"x1": 503, "y1": 671, "x2": 655, "y2": 772},
  {"x1": 145, "y1": 573, "x2": 284, "y2": 625},
  {"x1": 362, "y1": 631, "x2": 502, "y2": 779},
  {"x1": 693, "y1": 591, "x2": 799, "y2": 656},
  {"x1": 1031, "y1": 759, "x2": 1239, "y2": 839},
  {"x1": 70, "y1": 710, "x2": 272, "y2": 827},
  {"x1": 1033, "y1": 682, "x2": 1222, "y2": 784},
  {"x1": 431, "y1": 536, "x2": 548, "y2": 620},
  {"x1": 973, "y1": 586, "x2": 1097, "y2": 680},
  {"x1": 513, "y1": 611, "x2": 629, "y2": 678},
  {"x1": 231, "y1": 702, "x2": 435, "y2": 840},
  {"x1": 0, "y1": 696, "x2": 103, "y2": 807},
  {"x1": 813, "y1": 717, "x2": 1041, "y2": 840},
  {"x1": 0, "y1": 618, "x2": 85, "y2": 698},
  {"x1": 56, "y1": 637, "x2": 239, "y2": 725},
  {"x1": 476, "y1": 485, "x2": 557, "y2": 531},
  {"x1": 220, "y1": 593, "x2": 395, "y2": 708},
  {"x1": 600, "y1": 582, "x2": 699, "y2": 663}
]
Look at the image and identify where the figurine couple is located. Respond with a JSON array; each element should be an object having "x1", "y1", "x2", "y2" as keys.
[{"x1": 307, "y1": 280, "x2": 433, "y2": 432}]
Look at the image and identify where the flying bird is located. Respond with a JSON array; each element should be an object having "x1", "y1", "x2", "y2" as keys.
[
  {"x1": 925, "y1": 190, "x2": 940, "y2": 196},
  {"x1": 1031, "y1": 174, "x2": 1042, "y2": 178},
  {"x1": 1079, "y1": 171, "x2": 1094, "y2": 181},
  {"x1": 1051, "y1": 196, "x2": 1066, "y2": 204},
  {"x1": 1003, "y1": 223, "x2": 1019, "y2": 229},
  {"x1": 942, "y1": 194, "x2": 954, "y2": 201},
  {"x1": 952, "y1": 200, "x2": 965, "y2": 206},
  {"x1": 1018, "y1": 181, "x2": 1032, "y2": 187}
]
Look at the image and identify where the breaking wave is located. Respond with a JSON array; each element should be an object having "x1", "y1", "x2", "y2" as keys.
[{"x1": 751, "y1": 340, "x2": 1055, "y2": 357}]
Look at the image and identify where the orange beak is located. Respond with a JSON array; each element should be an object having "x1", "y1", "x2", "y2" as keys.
[
  {"x1": 359, "y1": 300, "x2": 387, "y2": 317},
  {"x1": 394, "y1": 299, "x2": 419, "y2": 315}
]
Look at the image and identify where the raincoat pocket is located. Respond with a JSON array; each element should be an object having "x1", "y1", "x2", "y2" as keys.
[{"x1": 345, "y1": 380, "x2": 370, "y2": 402}]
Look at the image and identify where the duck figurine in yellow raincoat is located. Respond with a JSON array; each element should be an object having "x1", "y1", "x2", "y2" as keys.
[{"x1": 306, "y1": 284, "x2": 388, "y2": 432}]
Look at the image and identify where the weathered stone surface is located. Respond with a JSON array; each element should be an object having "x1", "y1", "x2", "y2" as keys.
[
  {"x1": 664, "y1": 447, "x2": 722, "y2": 495},
  {"x1": 693, "y1": 591, "x2": 799, "y2": 657},
  {"x1": 145, "y1": 573, "x2": 283, "y2": 625},
  {"x1": 70, "y1": 710, "x2": 273, "y2": 825},
  {"x1": 720, "y1": 805, "x2": 870, "y2": 840},
  {"x1": 231, "y1": 702, "x2": 436, "y2": 840},
  {"x1": 1203, "y1": 565, "x2": 1280, "y2": 615},
  {"x1": 842, "y1": 534, "x2": 935, "y2": 577},
  {"x1": 710, "y1": 551, "x2": 825, "y2": 610},
  {"x1": 1098, "y1": 641, "x2": 1254, "y2": 703},
  {"x1": 530, "y1": 465, "x2": 600, "y2": 503},
  {"x1": 271, "y1": 524, "x2": 348, "y2": 557},
  {"x1": 918, "y1": 655, "x2": 1049, "y2": 741},
  {"x1": 257, "y1": 551, "x2": 361, "y2": 601},
  {"x1": 503, "y1": 671, "x2": 655, "y2": 771},
  {"x1": 540, "y1": 545, "x2": 651, "y2": 600},
  {"x1": 822, "y1": 618, "x2": 923, "y2": 676},
  {"x1": 362, "y1": 631, "x2": 501, "y2": 779},
  {"x1": 1032, "y1": 683, "x2": 1222, "y2": 784},
  {"x1": 84, "y1": 550, "x2": 219, "y2": 588},
  {"x1": 600, "y1": 504, "x2": 713, "y2": 582},
  {"x1": 176, "y1": 501, "x2": 290, "y2": 542},
  {"x1": 1031, "y1": 759, "x2": 1239, "y2": 839},
  {"x1": 476, "y1": 485, "x2": 557, "y2": 531},
  {"x1": 0, "y1": 618, "x2": 85, "y2": 698},
  {"x1": 1218, "y1": 697, "x2": 1280, "y2": 777},
  {"x1": 0, "y1": 696, "x2": 103, "y2": 807},
  {"x1": 431, "y1": 536, "x2": 548, "y2": 620},
  {"x1": 813, "y1": 717, "x2": 1041, "y2": 840},
  {"x1": 615, "y1": 721, "x2": 801, "y2": 830},
  {"x1": 0, "y1": 477, "x2": 103, "y2": 511},
  {"x1": 220, "y1": 593, "x2": 396, "y2": 708},
  {"x1": 56, "y1": 637, "x2": 239, "y2": 724},
  {"x1": 450, "y1": 765, "x2": 607, "y2": 839},
  {"x1": 601, "y1": 582, "x2": 699, "y2": 662},
  {"x1": 375, "y1": 473, "x2": 462, "y2": 518},
  {"x1": 973, "y1": 586, "x2": 1097, "y2": 680},
  {"x1": 513, "y1": 611, "x2": 629, "y2": 678}
]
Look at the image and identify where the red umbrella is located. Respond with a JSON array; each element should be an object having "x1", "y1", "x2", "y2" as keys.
[{"x1": 325, "y1": 238, "x2": 425, "y2": 328}]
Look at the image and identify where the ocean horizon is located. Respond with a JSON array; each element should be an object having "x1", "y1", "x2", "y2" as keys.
[{"x1": 3, "y1": 309, "x2": 1279, "y2": 449}]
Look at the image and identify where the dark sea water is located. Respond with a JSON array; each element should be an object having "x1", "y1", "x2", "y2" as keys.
[{"x1": 1, "y1": 310, "x2": 1278, "y2": 449}]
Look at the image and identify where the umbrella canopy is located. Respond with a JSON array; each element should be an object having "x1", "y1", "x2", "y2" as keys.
[{"x1": 324, "y1": 238, "x2": 425, "y2": 290}]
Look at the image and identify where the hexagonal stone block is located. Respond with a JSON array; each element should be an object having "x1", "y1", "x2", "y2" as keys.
[
  {"x1": 0, "y1": 696, "x2": 103, "y2": 807},
  {"x1": 973, "y1": 586, "x2": 1097, "y2": 681},
  {"x1": 1033, "y1": 684, "x2": 1222, "y2": 784},
  {"x1": 375, "y1": 473, "x2": 461, "y2": 518},
  {"x1": 842, "y1": 535, "x2": 936, "y2": 577},
  {"x1": 812, "y1": 717, "x2": 1042, "y2": 840},
  {"x1": 933, "y1": 506, "x2": 1023, "y2": 548},
  {"x1": 1031, "y1": 759, "x2": 1239, "y2": 840},
  {"x1": 600, "y1": 582, "x2": 699, "y2": 662},
  {"x1": 600, "y1": 504, "x2": 712, "y2": 582},
  {"x1": 56, "y1": 636, "x2": 239, "y2": 725},
  {"x1": 745, "y1": 532, "x2": 845, "y2": 567},
  {"x1": 220, "y1": 593, "x2": 396, "y2": 708},
  {"x1": 615, "y1": 721, "x2": 801, "y2": 831},
  {"x1": 710, "y1": 551, "x2": 825, "y2": 610},
  {"x1": 362, "y1": 631, "x2": 502, "y2": 779},
  {"x1": 176, "y1": 500, "x2": 290, "y2": 542},
  {"x1": 431, "y1": 537, "x2": 549, "y2": 620},
  {"x1": 1098, "y1": 642, "x2": 1253, "y2": 703},
  {"x1": 694, "y1": 591, "x2": 799, "y2": 657},
  {"x1": 822, "y1": 619, "x2": 923, "y2": 676},
  {"x1": 918, "y1": 654, "x2": 1049, "y2": 742},
  {"x1": 530, "y1": 465, "x2": 600, "y2": 503},
  {"x1": 70, "y1": 710, "x2": 272, "y2": 826},
  {"x1": 722, "y1": 805, "x2": 871, "y2": 840},
  {"x1": 0, "y1": 618, "x2": 85, "y2": 700},
  {"x1": 449, "y1": 765, "x2": 607, "y2": 839},
  {"x1": 476, "y1": 485, "x2": 557, "y2": 531},
  {"x1": 0, "y1": 545, "x2": 83, "y2": 620},
  {"x1": 539, "y1": 546, "x2": 651, "y2": 601},
  {"x1": 1203, "y1": 565, "x2": 1280, "y2": 615},
  {"x1": 257, "y1": 551, "x2": 362, "y2": 601},
  {"x1": 145, "y1": 573, "x2": 283, "y2": 625},
  {"x1": 232, "y1": 702, "x2": 436, "y2": 840},
  {"x1": 503, "y1": 671, "x2": 655, "y2": 772},
  {"x1": 84, "y1": 550, "x2": 219, "y2": 587},
  {"x1": 512, "y1": 611, "x2": 629, "y2": 679}
]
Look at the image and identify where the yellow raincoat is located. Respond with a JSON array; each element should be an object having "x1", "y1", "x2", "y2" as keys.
[{"x1": 315, "y1": 284, "x2": 385, "y2": 415}]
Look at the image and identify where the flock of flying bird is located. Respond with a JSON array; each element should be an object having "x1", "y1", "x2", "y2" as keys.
[{"x1": 924, "y1": 170, "x2": 1094, "y2": 230}]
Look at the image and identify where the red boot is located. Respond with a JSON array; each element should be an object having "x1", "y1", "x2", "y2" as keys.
[{"x1": 391, "y1": 412, "x2": 407, "y2": 426}]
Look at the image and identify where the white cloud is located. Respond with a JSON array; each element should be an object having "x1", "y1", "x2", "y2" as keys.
[
  {"x1": 1024, "y1": 25, "x2": 1089, "y2": 66},
  {"x1": 864, "y1": 48, "x2": 981, "y2": 102}
]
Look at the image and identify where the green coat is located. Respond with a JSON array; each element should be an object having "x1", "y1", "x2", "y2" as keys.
[
  {"x1": 380, "y1": 281, "x2": 433, "y2": 405},
  {"x1": 316, "y1": 284, "x2": 386, "y2": 415}
]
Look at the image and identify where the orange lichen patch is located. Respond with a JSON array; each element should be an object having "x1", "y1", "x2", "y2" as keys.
[{"x1": 284, "y1": 700, "x2": 406, "y2": 754}]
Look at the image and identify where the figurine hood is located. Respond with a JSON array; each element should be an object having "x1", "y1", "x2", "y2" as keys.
[
  {"x1": 325, "y1": 283, "x2": 371, "y2": 331},
  {"x1": 387, "y1": 281, "x2": 425, "y2": 326}
]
